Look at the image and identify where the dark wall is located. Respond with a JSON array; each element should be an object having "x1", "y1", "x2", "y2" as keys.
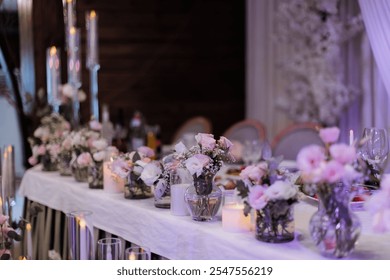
[{"x1": 36, "y1": 0, "x2": 245, "y2": 144}]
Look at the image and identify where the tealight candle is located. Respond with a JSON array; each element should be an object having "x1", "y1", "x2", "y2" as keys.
[
  {"x1": 26, "y1": 223, "x2": 33, "y2": 259},
  {"x1": 222, "y1": 204, "x2": 251, "y2": 233},
  {"x1": 103, "y1": 161, "x2": 124, "y2": 193}
]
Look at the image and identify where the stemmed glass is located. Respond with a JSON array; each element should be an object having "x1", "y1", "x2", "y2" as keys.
[
  {"x1": 358, "y1": 128, "x2": 389, "y2": 172},
  {"x1": 242, "y1": 140, "x2": 263, "y2": 166}
]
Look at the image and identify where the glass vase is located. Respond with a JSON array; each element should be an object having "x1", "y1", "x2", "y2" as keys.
[
  {"x1": 255, "y1": 200, "x2": 295, "y2": 243},
  {"x1": 124, "y1": 172, "x2": 153, "y2": 199},
  {"x1": 309, "y1": 183, "x2": 361, "y2": 258},
  {"x1": 41, "y1": 152, "x2": 58, "y2": 172},
  {"x1": 71, "y1": 158, "x2": 89, "y2": 182},
  {"x1": 184, "y1": 174, "x2": 222, "y2": 222},
  {"x1": 154, "y1": 183, "x2": 170, "y2": 209},
  {"x1": 58, "y1": 151, "x2": 72, "y2": 176},
  {"x1": 88, "y1": 161, "x2": 103, "y2": 189}
]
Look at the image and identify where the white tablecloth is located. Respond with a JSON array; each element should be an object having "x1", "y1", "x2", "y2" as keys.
[{"x1": 19, "y1": 166, "x2": 390, "y2": 259}]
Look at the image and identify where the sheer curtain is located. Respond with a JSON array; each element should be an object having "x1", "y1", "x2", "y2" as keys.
[{"x1": 246, "y1": 0, "x2": 390, "y2": 145}]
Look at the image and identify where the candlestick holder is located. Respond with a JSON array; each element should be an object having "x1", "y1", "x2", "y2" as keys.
[
  {"x1": 46, "y1": 47, "x2": 61, "y2": 113},
  {"x1": 66, "y1": 210, "x2": 94, "y2": 260}
]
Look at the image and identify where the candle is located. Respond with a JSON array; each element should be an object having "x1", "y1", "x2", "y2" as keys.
[
  {"x1": 222, "y1": 204, "x2": 251, "y2": 233},
  {"x1": 103, "y1": 161, "x2": 124, "y2": 193},
  {"x1": 349, "y1": 129, "x2": 354, "y2": 146},
  {"x1": 69, "y1": 26, "x2": 76, "y2": 52},
  {"x1": 26, "y1": 223, "x2": 33, "y2": 259},
  {"x1": 128, "y1": 251, "x2": 136, "y2": 260},
  {"x1": 86, "y1": 10, "x2": 99, "y2": 68},
  {"x1": 170, "y1": 183, "x2": 190, "y2": 216},
  {"x1": 66, "y1": 0, "x2": 75, "y2": 30},
  {"x1": 79, "y1": 218, "x2": 87, "y2": 260},
  {"x1": 0, "y1": 197, "x2": 3, "y2": 215},
  {"x1": 46, "y1": 46, "x2": 61, "y2": 110}
]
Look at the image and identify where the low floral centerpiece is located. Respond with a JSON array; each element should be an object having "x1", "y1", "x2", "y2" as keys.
[
  {"x1": 172, "y1": 133, "x2": 235, "y2": 221},
  {"x1": 28, "y1": 113, "x2": 71, "y2": 171},
  {"x1": 296, "y1": 126, "x2": 367, "y2": 258},
  {"x1": 236, "y1": 158, "x2": 298, "y2": 243},
  {"x1": 111, "y1": 146, "x2": 156, "y2": 199}
]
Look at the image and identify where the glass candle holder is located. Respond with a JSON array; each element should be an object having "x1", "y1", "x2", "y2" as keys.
[
  {"x1": 97, "y1": 238, "x2": 122, "y2": 260},
  {"x1": 124, "y1": 245, "x2": 151, "y2": 260}
]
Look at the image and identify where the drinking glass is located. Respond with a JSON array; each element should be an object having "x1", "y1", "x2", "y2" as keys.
[
  {"x1": 97, "y1": 238, "x2": 122, "y2": 260},
  {"x1": 124, "y1": 245, "x2": 151, "y2": 260},
  {"x1": 359, "y1": 128, "x2": 389, "y2": 170},
  {"x1": 242, "y1": 140, "x2": 263, "y2": 166}
]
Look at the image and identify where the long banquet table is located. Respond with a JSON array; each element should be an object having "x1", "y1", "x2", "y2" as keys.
[{"x1": 19, "y1": 166, "x2": 390, "y2": 260}]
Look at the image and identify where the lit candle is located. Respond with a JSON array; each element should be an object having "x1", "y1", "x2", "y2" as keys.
[
  {"x1": 66, "y1": 0, "x2": 75, "y2": 29},
  {"x1": 26, "y1": 223, "x2": 33, "y2": 259},
  {"x1": 103, "y1": 161, "x2": 124, "y2": 193},
  {"x1": 128, "y1": 251, "x2": 136, "y2": 260},
  {"x1": 222, "y1": 204, "x2": 251, "y2": 233},
  {"x1": 69, "y1": 26, "x2": 76, "y2": 52},
  {"x1": 349, "y1": 129, "x2": 354, "y2": 146},
  {"x1": 170, "y1": 183, "x2": 190, "y2": 216},
  {"x1": 0, "y1": 196, "x2": 3, "y2": 215},
  {"x1": 46, "y1": 46, "x2": 61, "y2": 110},
  {"x1": 2, "y1": 149, "x2": 8, "y2": 202},
  {"x1": 79, "y1": 218, "x2": 87, "y2": 260},
  {"x1": 86, "y1": 10, "x2": 98, "y2": 68}
]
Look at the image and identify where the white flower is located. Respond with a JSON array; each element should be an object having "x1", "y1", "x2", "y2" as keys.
[
  {"x1": 111, "y1": 159, "x2": 131, "y2": 178},
  {"x1": 92, "y1": 139, "x2": 108, "y2": 151},
  {"x1": 93, "y1": 150, "x2": 106, "y2": 162},
  {"x1": 61, "y1": 83, "x2": 74, "y2": 98},
  {"x1": 140, "y1": 162, "x2": 162, "y2": 186},
  {"x1": 195, "y1": 133, "x2": 216, "y2": 150},
  {"x1": 154, "y1": 179, "x2": 167, "y2": 199},
  {"x1": 184, "y1": 154, "x2": 210, "y2": 177},
  {"x1": 174, "y1": 141, "x2": 188, "y2": 154},
  {"x1": 265, "y1": 180, "x2": 297, "y2": 201}
]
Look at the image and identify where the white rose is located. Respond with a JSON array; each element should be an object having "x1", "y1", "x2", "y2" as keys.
[
  {"x1": 92, "y1": 139, "x2": 108, "y2": 151},
  {"x1": 184, "y1": 154, "x2": 210, "y2": 177},
  {"x1": 174, "y1": 141, "x2": 188, "y2": 154},
  {"x1": 265, "y1": 180, "x2": 297, "y2": 200},
  {"x1": 93, "y1": 150, "x2": 106, "y2": 162},
  {"x1": 140, "y1": 162, "x2": 162, "y2": 186}
]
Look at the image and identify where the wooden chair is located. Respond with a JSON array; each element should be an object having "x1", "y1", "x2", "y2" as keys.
[
  {"x1": 171, "y1": 116, "x2": 212, "y2": 145},
  {"x1": 222, "y1": 119, "x2": 267, "y2": 143},
  {"x1": 271, "y1": 122, "x2": 323, "y2": 161}
]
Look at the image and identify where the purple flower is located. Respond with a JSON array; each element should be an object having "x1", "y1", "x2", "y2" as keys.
[
  {"x1": 137, "y1": 146, "x2": 155, "y2": 158},
  {"x1": 297, "y1": 145, "x2": 325, "y2": 173},
  {"x1": 218, "y1": 136, "x2": 233, "y2": 151}
]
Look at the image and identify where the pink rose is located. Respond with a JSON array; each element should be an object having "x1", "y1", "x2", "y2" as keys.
[
  {"x1": 248, "y1": 185, "x2": 268, "y2": 210},
  {"x1": 319, "y1": 127, "x2": 340, "y2": 144},
  {"x1": 218, "y1": 136, "x2": 233, "y2": 151},
  {"x1": 240, "y1": 164, "x2": 267, "y2": 185},
  {"x1": 48, "y1": 144, "x2": 61, "y2": 158},
  {"x1": 37, "y1": 145, "x2": 46, "y2": 156},
  {"x1": 184, "y1": 154, "x2": 211, "y2": 177},
  {"x1": 28, "y1": 156, "x2": 38, "y2": 166},
  {"x1": 297, "y1": 145, "x2": 325, "y2": 173},
  {"x1": 77, "y1": 152, "x2": 93, "y2": 167},
  {"x1": 62, "y1": 136, "x2": 72, "y2": 150},
  {"x1": 137, "y1": 146, "x2": 155, "y2": 158},
  {"x1": 89, "y1": 120, "x2": 102, "y2": 131},
  {"x1": 321, "y1": 160, "x2": 344, "y2": 183},
  {"x1": 329, "y1": 144, "x2": 356, "y2": 164},
  {"x1": 195, "y1": 133, "x2": 216, "y2": 150}
]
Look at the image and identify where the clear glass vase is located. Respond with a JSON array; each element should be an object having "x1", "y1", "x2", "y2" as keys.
[
  {"x1": 255, "y1": 200, "x2": 295, "y2": 243},
  {"x1": 58, "y1": 151, "x2": 72, "y2": 176},
  {"x1": 184, "y1": 174, "x2": 222, "y2": 221},
  {"x1": 88, "y1": 161, "x2": 103, "y2": 189},
  {"x1": 124, "y1": 173, "x2": 153, "y2": 199},
  {"x1": 71, "y1": 158, "x2": 89, "y2": 183},
  {"x1": 154, "y1": 183, "x2": 170, "y2": 209},
  {"x1": 41, "y1": 153, "x2": 58, "y2": 172},
  {"x1": 309, "y1": 183, "x2": 361, "y2": 258}
]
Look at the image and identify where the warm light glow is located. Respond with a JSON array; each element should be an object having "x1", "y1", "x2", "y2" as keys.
[
  {"x1": 19, "y1": 256, "x2": 27, "y2": 260},
  {"x1": 50, "y1": 46, "x2": 57, "y2": 56},
  {"x1": 70, "y1": 26, "x2": 76, "y2": 35},
  {"x1": 7, "y1": 146, "x2": 12, "y2": 153},
  {"x1": 26, "y1": 223, "x2": 32, "y2": 231},
  {"x1": 0, "y1": 197, "x2": 2, "y2": 208},
  {"x1": 128, "y1": 251, "x2": 136, "y2": 260},
  {"x1": 79, "y1": 218, "x2": 86, "y2": 228},
  {"x1": 90, "y1": 10, "x2": 96, "y2": 18},
  {"x1": 66, "y1": 0, "x2": 73, "y2": 3}
]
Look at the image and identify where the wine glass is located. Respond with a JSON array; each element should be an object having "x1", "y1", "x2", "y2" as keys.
[
  {"x1": 242, "y1": 140, "x2": 263, "y2": 166},
  {"x1": 359, "y1": 128, "x2": 389, "y2": 171}
]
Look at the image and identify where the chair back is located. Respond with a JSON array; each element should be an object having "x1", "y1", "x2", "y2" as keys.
[
  {"x1": 222, "y1": 119, "x2": 266, "y2": 143},
  {"x1": 172, "y1": 116, "x2": 212, "y2": 145},
  {"x1": 272, "y1": 122, "x2": 323, "y2": 160}
]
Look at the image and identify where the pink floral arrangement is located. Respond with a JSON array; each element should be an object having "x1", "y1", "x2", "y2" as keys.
[
  {"x1": 366, "y1": 175, "x2": 390, "y2": 233},
  {"x1": 296, "y1": 127, "x2": 364, "y2": 187},
  {"x1": 237, "y1": 159, "x2": 298, "y2": 215},
  {"x1": 28, "y1": 113, "x2": 71, "y2": 166}
]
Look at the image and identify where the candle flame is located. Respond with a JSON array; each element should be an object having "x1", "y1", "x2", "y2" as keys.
[
  {"x1": 66, "y1": 0, "x2": 73, "y2": 3},
  {"x1": 79, "y1": 218, "x2": 86, "y2": 228},
  {"x1": 19, "y1": 256, "x2": 27, "y2": 260},
  {"x1": 0, "y1": 197, "x2": 2, "y2": 207},
  {"x1": 90, "y1": 10, "x2": 96, "y2": 18},
  {"x1": 50, "y1": 46, "x2": 57, "y2": 56},
  {"x1": 70, "y1": 26, "x2": 76, "y2": 35},
  {"x1": 26, "y1": 223, "x2": 32, "y2": 231},
  {"x1": 7, "y1": 146, "x2": 13, "y2": 153},
  {"x1": 128, "y1": 251, "x2": 136, "y2": 260}
]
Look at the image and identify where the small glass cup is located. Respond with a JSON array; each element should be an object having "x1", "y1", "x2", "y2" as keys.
[
  {"x1": 124, "y1": 245, "x2": 151, "y2": 260},
  {"x1": 97, "y1": 238, "x2": 122, "y2": 260}
]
